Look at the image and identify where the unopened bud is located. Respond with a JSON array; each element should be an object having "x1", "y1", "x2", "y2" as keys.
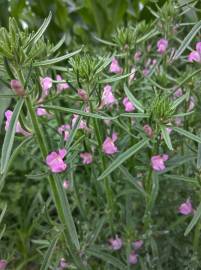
[
  {"x1": 11, "y1": 80, "x2": 25, "y2": 96},
  {"x1": 77, "y1": 89, "x2": 88, "y2": 101}
]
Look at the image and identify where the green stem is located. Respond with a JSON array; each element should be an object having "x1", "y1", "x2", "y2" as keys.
[{"x1": 17, "y1": 70, "x2": 88, "y2": 269}]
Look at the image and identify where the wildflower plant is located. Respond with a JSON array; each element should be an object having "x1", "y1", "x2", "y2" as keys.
[{"x1": 1, "y1": 1, "x2": 201, "y2": 269}]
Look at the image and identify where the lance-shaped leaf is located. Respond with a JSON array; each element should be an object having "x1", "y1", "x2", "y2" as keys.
[
  {"x1": 98, "y1": 138, "x2": 149, "y2": 180},
  {"x1": 0, "y1": 98, "x2": 24, "y2": 174},
  {"x1": 124, "y1": 84, "x2": 144, "y2": 112},
  {"x1": 171, "y1": 92, "x2": 188, "y2": 110},
  {"x1": 40, "y1": 233, "x2": 60, "y2": 270},
  {"x1": 173, "y1": 127, "x2": 201, "y2": 144},
  {"x1": 99, "y1": 71, "x2": 133, "y2": 84},
  {"x1": 161, "y1": 125, "x2": 173, "y2": 151},
  {"x1": 42, "y1": 105, "x2": 118, "y2": 120},
  {"x1": 172, "y1": 20, "x2": 201, "y2": 60},
  {"x1": 33, "y1": 47, "x2": 82, "y2": 67},
  {"x1": 184, "y1": 201, "x2": 201, "y2": 236},
  {"x1": 25, "y1": 12, "x2": 52, "y2": 48}
]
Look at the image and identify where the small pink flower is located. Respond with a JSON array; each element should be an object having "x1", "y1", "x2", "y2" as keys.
[
  {"x1": 143, "y1": 124, "x2": 153, "y2": 138},
  {"x1": 80, "y1": 152, "x2": 93, "y2": 164},
  {"x1": 101, "y1": 85, "x2": 117, "y2": 107},
  {"x1": 102, "y1": 133, "x2": 118, "y2": 155},
  {"x1": 63, "y1": 180, "x2": 70, "y2": 190},
  {"x1": 152, "y1": 59, "x2": 157, "y2": 65},
  {"x1": 173, "y1": 88, "x2": 183, "y2": 99},
  {"x1": 188, "y1": 51, "x2": 201, "y2": 62},
  {"x1": 151, "y1": 154, "x2": 169, "y2": 171},
  {"x1": 196, "y1": 42, "x2": 201, "y2": 54},
  {"x1": 0, "y1": 260, "x2": 7, "y2": 270},
  {"x1": 123, "y1": 97, "x2": 135, "y2": 112},
  {"x1": 40, "y1": 77, "x2": 52, "y2": 96},
  {"x1": 46, "y1": 149, "x2": 67, "y2": 173},
  {"x1": 132, "y1": 240, "x2": 143, "y2": 250},
  {"x1": 59, "y1": 258, "x2": 69, "y2": 269},
  {"x1": 175, "y1": 117, "x2": 182, "y2": 126},
  {"x1": 77, "y1": 89, "x2": 88, "y2": 101},
  {"x1": 109, "y1": 58, "x2": 123, "y2": 74},
  {"x1": 143, "y1": 68, "x2": 149, "y2": 76},
  {"x1": 108, "y1": 235, "x2": 123, "y2": 250},
  {"x1": 56, "y1": 75, "x2": 69, "y2": 93},
  {"x1": 58, "y1": 124, "x2": 71, "y2": 141},
  {"x1": 10, "y1": 80, "x2": 25, "y2": 96},
  {"x1": 36, "y1": 107, "x2": 50, "y2": 117},
  {"x1": 179, "y1": 199, "x2": 193, "y2": 215},
  {"x1": 72, "y1": 114, "x2": 88, "y2": 130},
  {"x1": 134, "y1": 51, "x2": 141, "y2": 61},
  {"x1": 128, "y1": 252, "x2": 138, "y2": 265},
  {"x1": 157, "y1": 38, "x2": 168, "y2": 54},
  {"x1": 5, "y1": 110, "x2": 31, "y2": 136}
]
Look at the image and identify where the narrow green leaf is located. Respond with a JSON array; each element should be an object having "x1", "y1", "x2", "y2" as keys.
[
  {"x1": 40, "y1": 233, "x2": 60, "y2": 270},
  {"x1": 25, "y1": 12, "x2": 52, "y2": 48},
  {"x1": 86, "y1": 247, "x2": 127, "y2": 270},
  {"x1": 42, "y1": 105, "x2": 118, "y2": 120},
  {"x1": 124, "y1": 84, "x2": 144, "y2": 113},
  {"x1": 33, "y1": 47, "x2": 82, "y2": 67},
  {"x1": 93, "y1": 35, "x2": 117, "y2": 46},
  {"x1": 173, "y1": 127, "x2": 201, "y2": 144},
  {"x1": 163, "y1": 174, "x2": 198, "y2": 184},
  {"x1": 161, "y1": 126, "x2": 173, "y2": 151},
  {"x1": 0, "y1": 98, "x2": 24, "y2": 174},
  {"x1": 149, "y1": 172, "x2": 159, "y2": 210},
  {"x1": 50, "y1": 35, "x2": 66, "y2": 54},
  {"x1": 120, "y1": 113, "x2": 149, "y2": 118},
  {"x1": 0, "y1": 225, "x2": 6, "y2": 241},
  {"x1": 171, "y1": 92, "x2": 188, "y2": 110},
  {"x1": 0, "y1": 203, "x2": 7, "y2": 224},
  {"x1": 184, "y1": 201, "x2": 201, "y2": 236},
  {"x1": 172, "y1": 20, "x2": 201, "y2": 60},
  {"x1": 98, "y1": 138, "x2": 148, "y2": 180},
  {"x1": 54, "y1": 176, "x2": 80, "y2": 249},
  {"x1": 197, "y1": 143, "x2": 201, "y2": 169},
  {"x1": 99, "y1": 71, "x2": 133, "y2": 84}
]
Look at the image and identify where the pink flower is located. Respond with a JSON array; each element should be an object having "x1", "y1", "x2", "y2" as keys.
[
  {"x1": 128, "y1": 252, "x2": 138, "y2": 265},
  {"x1": 134, "y1": 51, "x2": 141, "y2": 61},
  {"x1": 40, "y1": 77, "x2": 52, "y2": 96},
  {"x1": 72, "y1": 114, "x2": 88, "y2": 130},
  {"x1": 59, "y1": 258, "x2": 69, "y2": 269},
  {"x1": 56, "y1": 75, "x2": 69, "y2": 93},
  {"x1": 132, "y1": 240, "x2": 143, "y2": 250},
  {"x1": 175, "y1": 117, "x2": 182, "y2": 126},
  {"x1": 63, "y1": 180, "x2": 70, "y2": 189},
  {"x1": 102, "y1": 133, "x2": 118, "y2": 155},
  {"x1": 5, "y1": 110, "x2": 31, "y2": 136},
  {"x1": 173, "y1": 88, "x2": 183, "y2": 99},
  {"x1": 58, "y1": 124, "x2": 71, "y2": 141},
  {"x1": 80, "y1": 152, "x2": 93, "y2": 164},
  {"x1": 0, "y1": 260, "x2": 7, "y2": 270},
  {"x1": 157, "y1": 38, "x2": 168, "y2": 54},
  {"x1": 10, "y1": 80, "x2": 25, "y2": 96},
  {"x1": 188, "y1": 42, "x2": 201, "y2": 62},
  {"x1": 36, "y1": 107, "x2": 50, "y2": 117},
  {"x1": 101, "y1": 85, "x2": 116, "y2": 107},
  {"x1": 151, "y1": 154, "x2": 169, "y2": 171},
  {"x1": 123, "y1": 97, "x2": 135, "y2": 112},
  {"x1": 143, "y1": 68, "x2": 149, "y2": 76},
  {"x1": 143, "y1": 124, "x2": 153, "y2": 138},
  {"x1": 77, "y1": 89, "x2": 88, "y2": 101},
  {"x1": 109, "y1": 58, "x2": 123, "y2": 74},
  {"x1": 179, "y1": 199, "x2": 193, "y2": 215},
  {"x1": 46, "y1": 149, "x2": 67, "y2": 173},
  {"x1": 108, "y1": 235, "x2": 123, "y2": 250}
]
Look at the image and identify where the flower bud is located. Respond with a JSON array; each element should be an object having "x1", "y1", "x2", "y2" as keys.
[{"x1": 10, "y1": 80, "x2": 25, "y2": 96}]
